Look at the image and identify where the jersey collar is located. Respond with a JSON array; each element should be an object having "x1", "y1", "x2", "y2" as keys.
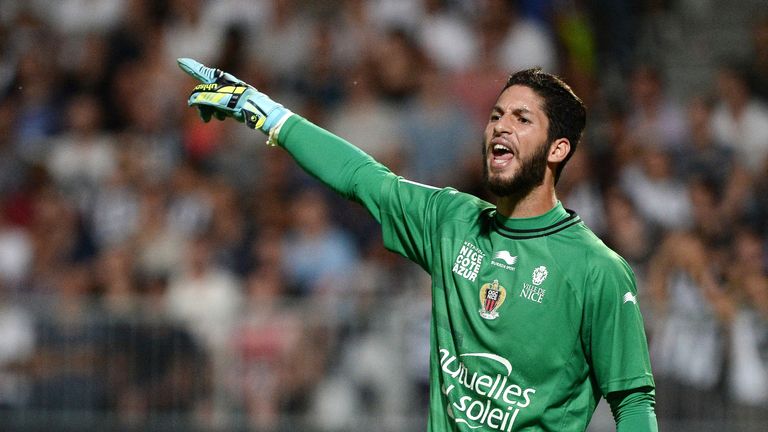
[{"x1": 492, "y1": 202, "x2": 581, "y2": 239}]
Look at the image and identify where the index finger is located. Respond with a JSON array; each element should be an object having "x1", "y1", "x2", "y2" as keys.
[{"x1": 177, "y1": 58, "x2": 221, "y2": 84}]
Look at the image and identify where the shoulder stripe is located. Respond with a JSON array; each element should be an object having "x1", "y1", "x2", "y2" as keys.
[{"x1": 399, "y1": 178, "x2": 441, "y2": 190}]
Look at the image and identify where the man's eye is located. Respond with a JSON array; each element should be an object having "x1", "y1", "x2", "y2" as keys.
[
  {"x1": 490, "y1": 114, "x2": 501, "y2": 121},
  {"x1": 519, "y1": 117, "x2": 531, "y2": 124}
]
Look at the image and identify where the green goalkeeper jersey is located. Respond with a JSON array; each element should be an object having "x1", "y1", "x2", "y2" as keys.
[{"x1": 277, "y1": 116, "x2": 655, "y2": 432}]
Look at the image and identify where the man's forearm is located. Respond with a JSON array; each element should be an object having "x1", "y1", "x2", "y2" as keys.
[
  {"x1": 277, "y1": 115, "x2": 395, "y2": 222},
  {"x1": 608, "y1": 387, "x2": 658, "y2": 432}
]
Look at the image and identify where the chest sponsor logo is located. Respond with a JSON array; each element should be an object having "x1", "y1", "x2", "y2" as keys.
[
  {"x1": 439, "y1": 348, "x2": 536, "y2": 431},
  {"x1": 479, "y1": 279, "x2": 507, "y2": 320},
  {"x1": 491, "y1": 251, "x2": 517, "y2": 271},
  {"x1": 452, "y1": 242, "x2": 485, "y2": 282}
]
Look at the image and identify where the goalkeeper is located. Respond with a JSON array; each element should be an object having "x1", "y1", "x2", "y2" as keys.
[{"x1": 178, "y1": 58, "x2": 657, "y2": 432}]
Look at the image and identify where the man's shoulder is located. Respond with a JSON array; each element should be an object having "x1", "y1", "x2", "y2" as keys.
[
  {"x1": 441, "y1": 188, "x2": 494, "y2": 210},
  {"x1": 400, "y1": 181, "x2": 494, "y2": 218},
  {"x1": 555, "y1": 221, "x2": 631, "y2": 272}
]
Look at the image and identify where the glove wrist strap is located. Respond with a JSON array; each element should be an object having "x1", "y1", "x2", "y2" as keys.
[{"x1": 266, "y1": 111, "x2": 293, "y2": 147}]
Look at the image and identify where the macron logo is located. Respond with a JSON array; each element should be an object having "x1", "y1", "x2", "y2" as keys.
[
  {"x1": 493, "y1": 251, "x2": 517, "y2": 265},
  {"x1": 623, "y1": 292, "x2": 637, "y2": 305}
]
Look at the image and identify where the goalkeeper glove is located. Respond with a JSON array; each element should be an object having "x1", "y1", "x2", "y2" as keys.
[{"x1": 177, "y1": 58, "x2": 291, "y2": 134}]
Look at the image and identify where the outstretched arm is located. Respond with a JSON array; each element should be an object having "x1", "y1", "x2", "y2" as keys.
[
  {"x1": 647, "y1": 231, "x2": 735, "y2": 323},
  {"x1": 178, "y1": 58, "x2": 455, "y2": 271},
  {"x1": 178, "y1": 58, "x2": 397, "y2": 223}
]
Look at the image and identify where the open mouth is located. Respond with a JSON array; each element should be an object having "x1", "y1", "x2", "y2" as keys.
[
  {"x1": 492, "y1": 143, "x2": 513, "y2": 158},
  {"x1": 489, "y1": 139, "x2": 515, "y2": 168}
]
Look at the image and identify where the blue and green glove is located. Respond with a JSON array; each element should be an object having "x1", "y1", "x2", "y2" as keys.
[{"x1": 177, "y1": 58, "x2": 292, "y2": 134}]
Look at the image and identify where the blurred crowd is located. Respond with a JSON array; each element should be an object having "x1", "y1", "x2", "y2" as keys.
[{"x1": 1, "y1": 0, "x2": 768, "y2": 430}]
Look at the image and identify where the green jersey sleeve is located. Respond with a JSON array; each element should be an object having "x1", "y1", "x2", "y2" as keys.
[
  {"x1": 377, "y1": 177, "x2": 460, "y2": 272},
  {"x1": 277, "y1": 114, "x2": 455, "y2": 271},
  {"x1": 607, "y1": 388, "x2": 658, "y2": 432},
  {"x1": 583, "y1": 252, "x2": 655, "y2": 395},
  {"x1": 278, "y1": 115, "x2": 395, "y2": 223}
]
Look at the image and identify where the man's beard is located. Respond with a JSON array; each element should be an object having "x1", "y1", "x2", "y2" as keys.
[{"x1": 483, "y1": 140, "x2": 550, "y2": 199}]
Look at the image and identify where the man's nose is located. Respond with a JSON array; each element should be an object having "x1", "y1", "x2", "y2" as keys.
[{"x1": 493, "y1": 116, "x2": 511, "y2": 135}]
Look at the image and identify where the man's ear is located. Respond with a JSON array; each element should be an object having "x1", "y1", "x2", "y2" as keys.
[{"x1": 548, "y1": 138, "x2": 571, "y2": 163}]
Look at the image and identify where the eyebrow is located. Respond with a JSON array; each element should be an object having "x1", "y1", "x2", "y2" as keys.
[
  {"x1": 492, "y1": 106, "x2": 533, "y2": 115},
  {"x1": 513, "y1": 107, "x2": 532, "y2": 116}
]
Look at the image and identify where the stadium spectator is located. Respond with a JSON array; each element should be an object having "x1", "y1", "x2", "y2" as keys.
[
  {"x1": 0, "y1": 283, "x2": 35, "y2": 409},
  {"x1": 0, "y1": 211, "x2": 32, "y2": 290},
  {"x1": 26, "y1": 185, "x2": 93, "y2": 294},
  {"x1": 451, "y1": 13, "x2": 512, "y2": 131},
  {"x1": 44, "y1": 0, "x2": 124, "y2": 35},
  {"x1": 330, "y1": 0, "x2": 379, "y2": 71},
  {"x1": 368, "y1": 28, "x2": 425, "y2": 105},
  {"x1": 417, "y1": 0, "x2": 477, "y2": 72},
  {"x1": 251, "y1": 0, "x2": 316, "y2": 87},
  {"x1": 230, "y1": 265, "x2": 304, "y2": 429},
  {"x1": 46, "y1": 93, "x2": 118, "y2": 210},
  {"x1": 746, "y1": 14, "x2": 768, "y2": 102},
  {"x1": 600, "y1": 187, "x2": 658, "y2": 284},
  {"x1": 679, "y1": 96, "x2": 751, "y2": 225},
  {"x1": 163, "y1": 0, "x2": 225, "y2": 65},
  {"x1": 88, "y1": 161, "x2": 140, "y2": 250},
  {"x1": 492, "y1": 0, "x2": 558, "y2": 72},
  {"x1": 626, "y1": 64, "x2": 686, "y2": 151},
  {"x1": 558, "y1": 145, "x2": 607, "y2": 236},
  {"x1": 165, "y1": 234, "x2": 242, "y2": 354},
  {"x1": 29, "y1": 264, "x2": 107, "y2": 412},
  {"x1": 12, "y1": 43, "x2": 61, "y2": 163},
  {"x1": 646, "y1": 231, "x2": 734, "y2": 421},
  {"x1": 291, "y1": 24, "x2": 347, "y2": 121},
  {"x1": 327, "y1": 63, "x2": 403, "y2": 168},
  {"x1": 618, "y1": 143, "x2": 692, "y2": 231},
  {"x1": 205, "y1": 177, "x2": 252, "y2": 276},
  {"x1": 0, "y1": 100, "x2": 27, "y2": 199},
  {"x1": 711, "y1": 63, "x2": 768, "y2": 175},
  {"x1": 724, "y1": 229, "x2": 768, "y2": 407},
  {"x1": 399, "y1": 63, "x2": 474, "y2": 187},
  {"x1": 280, "y1": 189, "x2": 359, "y2": 297},
  {"x1": 133, "y1": 184, "x2": 186, "y2": 278},
  {"x1": 97, "y1": 245, "x2": 140, "y2": 317},
  {"x1": 165, "y1": 163, "x2": 213, "y2": 238}
]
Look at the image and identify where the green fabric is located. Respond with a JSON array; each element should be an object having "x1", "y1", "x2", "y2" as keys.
[
  {"x1": 279, "y1": 115, "x2": 392, "y2": 223},
  {"x1": 279, "y1": 115, "x2": 655, "y2": 431},
  {"x1": 607, "y1": 388, "x2": 658, "y2": 432}
]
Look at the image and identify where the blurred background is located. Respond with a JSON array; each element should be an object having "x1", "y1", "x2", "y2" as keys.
[{"x1": 0, "y1": 0, "x2": 767, "y2": 430}]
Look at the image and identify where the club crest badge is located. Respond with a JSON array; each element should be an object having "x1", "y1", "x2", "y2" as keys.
[
  {"x1": 479, "y1": 279, "x2": 507, "y2": 320},
  {"x1": 532, "y1": 266, "x2": 548, "y2": 286}
]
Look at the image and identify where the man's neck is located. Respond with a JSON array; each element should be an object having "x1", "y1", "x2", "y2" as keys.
[{"x1": 496, "y1": 185, "x2": 559, "y2": 218}]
